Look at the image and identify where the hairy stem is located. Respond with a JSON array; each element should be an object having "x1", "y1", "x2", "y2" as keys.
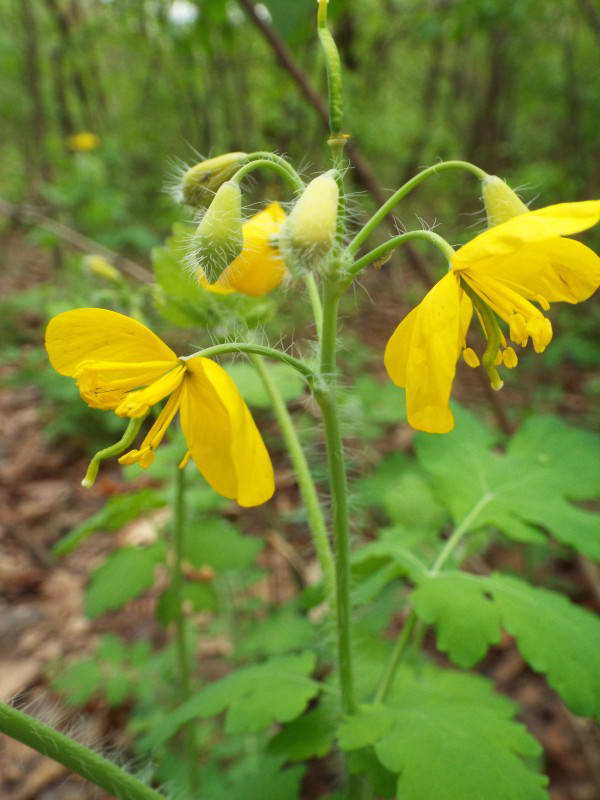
[
  {"x1": 233, "y1": 154, "x2": 304, "y2": 193},
  {"x1": 347, "y1": 160, "x2": 487, "y2": 256},
  {"x1": 304, "y1": 273, "x2": 323, "y2": 338},
  {"x1": 185, "y1": 342, "x2": 316, "y2": 384},
  {"x1": 0, "y1": 702, "x2": 166, "y2": 800},
  {"x1": 342, "y1": 229, "x2": 455, "y2": 289},
  {"x1": 250, "y1": 354, "x2": 336, "y2": 613},
  {"x1": 314, "y1": 277, "x2": 356, "y2": 716}
]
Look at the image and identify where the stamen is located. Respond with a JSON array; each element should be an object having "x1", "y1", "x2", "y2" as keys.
[
  {"x1": 534, "y1": 293, "x2": 550, "y2": 312},
  {"x1": 179, "y1": 451, "x2": 192, "y2": 469},
  {"x1": 502, "y1": 347, "x2": 518, "y2": 368},
  {"x1": 494, "y1": 351, "x2": 502, "y2": 367},
  {"x1": 462, "y1": 348, "x2": 480, "y2": 368}
]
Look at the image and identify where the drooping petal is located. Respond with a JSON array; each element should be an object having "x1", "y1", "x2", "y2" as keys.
[
  {"x1": 385, "y1": 272, "x2": 462, "y2": 434},
  {"x1": 452, "y1": 201, "x2": 600, "y2": 268},
  {"x1": 200, "y1": 203, "x2": 286, "y2": 297},
  {"x1": 45, "y1": 308, "x2": 177, "y2": 376},
  {"x1": 180, "y1": 358, "x2": 274, "y2": 507}
]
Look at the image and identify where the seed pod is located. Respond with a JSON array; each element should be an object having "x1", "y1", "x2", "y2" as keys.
[
  {"x1": 190, "y1": 181, "x2": 244, "y2": 283},
  {"x1": 180, "y1": 152, "x2": 247, "y2": 209},
  {"x1": 280, "y1": 170, "x2": 338, "y2": 272},
  {"x1": 482, "y1": 175, "x2": 529, "y2": 227}
]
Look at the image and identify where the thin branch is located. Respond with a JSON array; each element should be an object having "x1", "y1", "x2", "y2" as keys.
[{"x1": 0, "y1": 197, "x2": 153, "y2": 284}]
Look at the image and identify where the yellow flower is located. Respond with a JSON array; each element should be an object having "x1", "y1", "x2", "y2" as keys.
[
  {"x1": 45, "y1": 308, "x2": 274, "y2": 507},
  {"x1": 199, "y1": 203, "x2": 286, "y2": 297},
  {"x1": 67, "y1": 132, "x2": 100, "y2": 152},
  {"x1": 385, "y1": 201, "x2": 600, "y2": 434}
]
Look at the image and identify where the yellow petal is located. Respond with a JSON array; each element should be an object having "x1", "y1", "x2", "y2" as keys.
[
  {"x1": 73, "y1": 360, "x2": 178, "y2": 409},
  {"x1": 202, "y1": 203, "x2": 286, "y2": 297},
  {"x1": 453, "y1": 200, "x2": 600, "y2": 268},
  {"x1": 45, "y1": 308, "x2": 177, "y2": 376},
  {"x1": 180, "y1": 358, "x2": 274, "y2": 506},
  {"x1": 115, "y1": 364, "x2": 186, "y2": 418},
  {"x1": 385, "y1": 273, "x2": 462, "y2": 434}
]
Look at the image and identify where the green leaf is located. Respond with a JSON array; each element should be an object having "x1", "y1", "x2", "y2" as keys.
[
  {"x1": 84, "y1": 541, "x2": 165, "y2": 618},
  {"x1": 354, "y1": 452, "x2": 447, "y2": 529},
  {"x1": 52, "y1": 660, "x2": 101, "y2": 706},
  {"x1": 412, "y1": 571, "x2": 600, "y2": 719},
  {"x1": 224, "y1": 361, "x2": 305, "y2": 409},
  {"x1": 339, "y1": 665, "x2": 548, "y2": 800},
  {"x1": 53, "y1": 489, "x2": 166, "y2": 556},
  {"x1": 236, "y1": 610, "x2": 316, "y2": 659},
  {"x1": 151, "y1": 222, "x2": 211, "y2": 327},
  {"x1": 156, "y1": 581, "x2": 218, "y2": 625},
  {"x1": 184, "y1": 517, "x2": 263, "y2": 571},
  {"x1": 269, "y1": 703, "x2": 335, "y2": 761},
  {"x1": 205, "y1": 754, "x2": 305, "y2": 800},
  {"x1": 415, "y1": 408, "x2": 600, "y2": 558},
  {"x1": 144, "y1": 653, "x2": 320, "y2": 745}
]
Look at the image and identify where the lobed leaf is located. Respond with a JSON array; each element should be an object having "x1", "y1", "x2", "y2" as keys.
[
  {"x1": 144, "y1": 652, "x2": 320, "y2": 746},
  {"x1": 415, "y1": 408, "x2": 600, "y2": 558},
  {"x1": 412, "y1": 571, "x2": 600, "y2": 719},
  {"x1": 339, "y1": 665, "x2": 548, "y2": 800}
]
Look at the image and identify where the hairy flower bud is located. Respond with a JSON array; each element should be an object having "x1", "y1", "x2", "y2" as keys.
[
  {"x1": 482, "y1": 175, "x2": 529, "y2": 227},
  {"x1": 281, "y1": 170, "x2": 338, "y2": 271},
  {"x1": 180, "y1": 152, "x2": 247, "y2": 209},
  {"x1": 190, "y1": 181, "x2": 243, "y2": 283}
]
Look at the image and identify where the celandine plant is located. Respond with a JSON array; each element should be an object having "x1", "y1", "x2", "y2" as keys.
[{"x1": 3, "y1": 2, "x2": 600, "y2": 798}]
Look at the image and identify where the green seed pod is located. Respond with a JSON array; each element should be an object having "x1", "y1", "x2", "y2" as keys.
[
  {"x1": 281, "y1": 170, "x2": 339, "y2": 272},
  {"x1": 190, "y1": 181, "x2": 244, "y2": 283},
  {"x1": 482, "y1": 175, "x2": 529, "y2": 227},
  {"x1": 180, "y1": 152, "x2": 247, "y2": 209}
]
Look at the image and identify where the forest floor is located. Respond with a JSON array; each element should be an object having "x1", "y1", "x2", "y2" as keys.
[{"x1": 1, "y1": 233, "x2": 600, "y2": 799}]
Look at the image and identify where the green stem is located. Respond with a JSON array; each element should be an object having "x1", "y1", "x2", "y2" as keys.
[
  {"x1": 314, "y1": 277, "x2": 356, "y2": 716},
  {"x1": 81, "y1": 414, "x2": 146, "y2": 488},
  {"x1": 373, "y1": 611, "x2": 418, "y2": 704},
  {"x1": 184, "y1": 343, "x2": 317, "y2": 385},
  {"x1": 0, "y1": 702, "x2": 165, "y2": 800},
  {"x1": 304, "y1": 273, "x2": 323, "y2": 339},
  {"x1": 171, "y1": 464, "x2": 199, "y2": 793},
  {"x1": 341, "y1": 230, "x2": 455, "y2": 289},
  {"x1": 373, "y1": 493, "x2": 494, "y2": 703},
  {"x1": 250, "y1": 353, "x2": 336, "y2": 613},
  {"x1": 430, "y1": 492, "x2": 494, "y2": 575},
  {"x1": 347, "y1": 160, "x2": 487, "y2": 256},
  {"x1": 234, "y1": 153, "x2": 304, "y2": 193}
]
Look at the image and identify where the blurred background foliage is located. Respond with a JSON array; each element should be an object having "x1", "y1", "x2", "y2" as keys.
[{"x1": 2, "y1": 0, "x2": 600, "y2": 436}]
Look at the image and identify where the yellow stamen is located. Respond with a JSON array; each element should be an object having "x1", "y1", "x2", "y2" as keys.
[
  {"x1": 115, "y1": 364, "x2": 186, "y2": 418},
  {"x1": 179, "y1": 451, "x2": 192, "y2": 469},
  {"x1": 534, "y1": 293, "x2": 550, "y2": 311},
  {"x1": 502, "y1": 347, "x2": 518, "y2": 368},
  {"x1": 462, "y1": 348, "x2": 480, "y2": 368}
]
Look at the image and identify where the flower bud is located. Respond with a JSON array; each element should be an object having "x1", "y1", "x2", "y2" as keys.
[
  {"x1": 482, "y1": 175, "x2": 529, "y2": 227},
  {"x1": 281, "y1": 170, "x2": 338, "y2": 271},
  {"x1": 189, "y1": 181, "x2": 244, "y2": 283},
  {"x1": 180, "y1": 152, "x2": 247, "y2": 209}
]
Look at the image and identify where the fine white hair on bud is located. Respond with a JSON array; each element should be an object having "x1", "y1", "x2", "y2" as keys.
[
  {"x1": 280, "y1": 170, "x2": 339, "y2": 273},
  {"x1": 188, "y1": 181, "x2": 244, "y2": 283},
  {"x1": 482, "y1": 175, "x2": 529, "y2": 227}
]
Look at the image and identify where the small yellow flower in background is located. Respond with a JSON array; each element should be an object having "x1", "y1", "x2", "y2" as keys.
[
  {"x1": 45, "y1": 308, "x2": 274, "y2": 506},
  {"x1": 199, "y1": 203, "x2": 287, "y2": 297},
  {"x1": 83, "y1": 255, "x2": 122, "y2": 283},
  {"x1": 385, "y1": 200, "x2": 600, "y2": 434},
  {"x1": 67, "y1": 132, "x2": 100, "y2": 152}
]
